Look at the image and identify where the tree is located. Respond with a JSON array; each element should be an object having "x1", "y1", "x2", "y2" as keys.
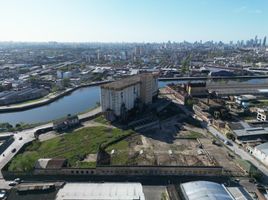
[
  {"x1": 62, "y1": 78, "x2": 71, "y2": 88},
  {"x1": 181, "y1": 54, "x2": 192, "y2": 74},
  {"x1": 226, "y1": 132, "x2": 235, "y2": 141}
]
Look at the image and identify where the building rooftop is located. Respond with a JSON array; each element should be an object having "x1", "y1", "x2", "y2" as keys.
[
  {"x1": 101, "y1": 73, "x2": 156, "y2": 91},
  {"x1": 101, "y1": 75, "x2": 141, "y2": 90},
  {"x1": 233, "y1": 127, "x2": 268, "y2": 137},
  {"x1": 180, "y1": 181, "x2": 233, "y2": 200},
  {"x1": 56, "y1": 183, "x2": 145, "y2": 200},
  {"x1": 227, "y1": 187, "x2": 253, "y2": 200},
  {"x1": 255, "y1": 142, "x2": 268, "y2": 155}
]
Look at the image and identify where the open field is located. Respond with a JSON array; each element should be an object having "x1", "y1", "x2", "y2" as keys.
[{"x1": 8, "y1": 126, "x2": 134, "y2": 172}]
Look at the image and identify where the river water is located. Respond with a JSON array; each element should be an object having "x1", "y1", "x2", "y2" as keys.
[{"x1": 1, "y1": 78, "x2": 268, "y2": 125}]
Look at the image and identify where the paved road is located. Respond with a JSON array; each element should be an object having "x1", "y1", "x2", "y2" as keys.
[
  {"x1": 162, "y1": 90, "x2": 268, "y2": 182},
  {"x1": 0, "y1": 108, "x2": 101, "y2": 188},
  {"x1": 207, "y1": 126, "x2": 268, "y2": 182}
]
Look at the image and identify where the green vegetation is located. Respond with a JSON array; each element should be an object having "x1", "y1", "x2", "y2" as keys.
[
  {"x1": 94, "y1": 115, "x2": 110, "y2": 125},
  {"x1": 76, "y1": 161, "x2": 96, "y2": 168},
  {"x1": 236, "y1": 158, "x2": 263, "y2": 180},
  {"x1": 62, "y1": 78, "x2": 71, "y2": 88},
  {"x1": 226, "y1": 132, "x2": 235, "y2": 141},
  {"x1": 0, "y1": 122, "x2": 38, "y2": 133},
  {"x1": 106, "y1": 140, "x2": 129, "y2": 165},
  {"x1": 181, "y1": 54, "x2": 192, "y2": 74},
  {"x1": 186, "y1": 131, "x2": 204, "y2": 139},
  {"x1": 8, "y1": 126, "x2": 133, "y2": 172},
  {"x1": 256, "y1": 100, "x2": 268, "y2": 107}
]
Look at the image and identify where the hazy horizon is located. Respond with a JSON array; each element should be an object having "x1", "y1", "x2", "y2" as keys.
[{"x1": 0, "y1": 0, "x2": 267, "y2": 43}]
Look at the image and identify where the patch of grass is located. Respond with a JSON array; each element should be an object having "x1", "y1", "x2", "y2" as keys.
[
  {"x1": 76, "y1": 161, "x2": 96, "y2": 168},
  {"x1": 106, "y1": 140, "x2": 129, "y2": 151},
  {"x1": 94, "y1": 115, "x2": 110, "y2": 125},
  {"x1": 106, "y1": 140, "x2": 129, "y2": 165},
  {"x1": 8, "y1": 126, "x2": 132, "y2": 172},
  {"x1": 110, "y1": 151, "x2": 129, "y2": 165},
  {"x1": 186, "y1": 131, "x2": 204, "y2": 139}
]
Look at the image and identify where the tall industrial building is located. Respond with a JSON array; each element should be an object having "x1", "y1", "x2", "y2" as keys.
[{"x1": 100, "y1": 73, "x2": 158, "y2": 119}]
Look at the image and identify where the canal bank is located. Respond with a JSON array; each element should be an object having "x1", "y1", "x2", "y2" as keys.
[
  {"x1": 1, "y1": 77, "x2": 268, "y2": 126},
  {"x1": 0, "y1": 81, "x2": 110, "y2": 113}
]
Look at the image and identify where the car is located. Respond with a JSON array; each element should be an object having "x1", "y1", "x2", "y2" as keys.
[
  {"x1": 14, "y1": 178, "x2": 21, "y2": 183},
  {"x1": 8, "y1": 181, "x2": 17, "y2": 186},
  {"x1": 19, "y1": 137, "x2": 22, "y2": 140},
  {"x1": 11, "y1": 148, "x2": 16, "y2": 153},
  {"x1": 234, "y1": 178, "x2": 240, "y2": 183},
  {"x1": 249, "y1": 178, "x2": 256, "y2": 183}
]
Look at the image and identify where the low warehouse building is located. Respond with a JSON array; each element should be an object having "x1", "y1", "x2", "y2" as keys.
[
  {"x1": 252, "y1": 142, "x2": 268, "y2": 167},
  {"x1": 56, "y1": 183, "x2": 145, "y2": 200},
  {"x1": 180, "y1": 181, "x2": 253, "y2": 200}
]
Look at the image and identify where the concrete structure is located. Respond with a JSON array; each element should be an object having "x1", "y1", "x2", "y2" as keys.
[
  {"x1": 257, "y1": 108, "x2": 268, "y2": 122},
  {"x1": 186, "y1": 82, "x2": 207, "y2": 96},
  {"x1": 53, "y1": 115, "x2": 80, "y2": 131},
  {"x1": 0, "y1": 88, "x2": 49, "y2": 106},
  {"x1": 253, "y1": 142, "x2": 268, "y2": 166},
  {"x1": 232, "y1": 127, "x2": 268, "y2": 141},
  {"x1": 56, "y1": 183, "x2": 145, "y2": 200},
  {"x1": 100, "y1": 74, "x2": 158, "y2": 118},
  {"x1": 180, "y1": 181, "x2": 253, "y2": 200}
]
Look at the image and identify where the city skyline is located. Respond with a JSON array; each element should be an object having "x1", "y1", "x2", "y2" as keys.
[{"x1": 0, "y1": 0, "x2": 267, "y2": 43}]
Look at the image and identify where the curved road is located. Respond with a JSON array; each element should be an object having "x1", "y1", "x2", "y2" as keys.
[{"x1": 0, "y1": 107, "x2": 101, "y2": 188}]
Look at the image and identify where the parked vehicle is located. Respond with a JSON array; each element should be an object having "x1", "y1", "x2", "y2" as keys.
[{"x1": 8, "y1": 182, "x2": 17, "y2": 186}]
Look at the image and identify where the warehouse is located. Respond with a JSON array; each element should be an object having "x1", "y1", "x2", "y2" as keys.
[
  {"x1": 180, "y1": 181, "x2": 252, "y2": 200},
  {"x1": 56, "y1": 183, "x2": 145, "y2": 200}
]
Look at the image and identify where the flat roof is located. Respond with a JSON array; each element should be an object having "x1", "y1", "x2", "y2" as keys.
[
  {"x1": 101, "y1": 76, "x2": 141, "y2": 91},
  {"x1": 233, "y1": 127, "x2": 268, "y2": 137},
  {"x1": 101, "y1": 73, "x2": 156, "y2": 91},
  {"x1": 255, "y1": 142, "x2": 268, "y2": 155},
  {"x1": 56, "y1": 183, "x2": 145, "y2": 200},
  {"x1": 227, "y1": 187, "x2": 253, "y2": 200}
]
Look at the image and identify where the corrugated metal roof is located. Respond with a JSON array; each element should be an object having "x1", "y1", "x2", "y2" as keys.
[
  {"x1": 181, "y1": 181, "x2": 234, "y2": 200},
  {"x1": 56, "y1": 183, "x2": 145, "y2": 200}
]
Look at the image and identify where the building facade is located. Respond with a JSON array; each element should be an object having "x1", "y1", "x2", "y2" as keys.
[{"x1": 100, "y1": 74, "x2": 158, "y2": 119}]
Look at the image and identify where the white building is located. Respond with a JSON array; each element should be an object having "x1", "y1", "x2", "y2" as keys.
[
  {"x1": 56, "y1": 183, "x2": 145, "y2": 200},
  {"x1": 253, "y1": 142, "x2": 268, "y2": 166},
  {"x1": 63, "y1": 71, "x2": 72, "y2": 79},
  {"x1": 56, "y1": 70, "x2": 63, "y2": 79},
  {"x1": 100, "y1": 74, "x2": 158, "y2": 118},
  {"x1": 257, "y1": 108, "x2": 268, "y2": 122}
]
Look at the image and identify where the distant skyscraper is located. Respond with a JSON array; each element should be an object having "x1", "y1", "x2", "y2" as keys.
[
  {"x1": 255, "y1": 35, "x2": 258, "y2": 44},
  {"x1": 263, "y1": 36, "x2": 267, "y2": 47}
]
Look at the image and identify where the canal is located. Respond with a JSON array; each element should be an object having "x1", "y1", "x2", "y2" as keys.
[{"x1": 1, "y1": 78, "x2": 268, "y2": 125}]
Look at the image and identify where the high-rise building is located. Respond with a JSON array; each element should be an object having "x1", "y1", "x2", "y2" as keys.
[
  {"x1": 263, "y1": 36, "x2": 267, "y2": 47},
  {"x1": 100, "y1": 74, "x2": 158, "y2": 119}
]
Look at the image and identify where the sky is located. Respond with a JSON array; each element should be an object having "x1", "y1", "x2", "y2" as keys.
[{"x1": 0, "y1": 0, "x2": 267, "y2": 43}]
